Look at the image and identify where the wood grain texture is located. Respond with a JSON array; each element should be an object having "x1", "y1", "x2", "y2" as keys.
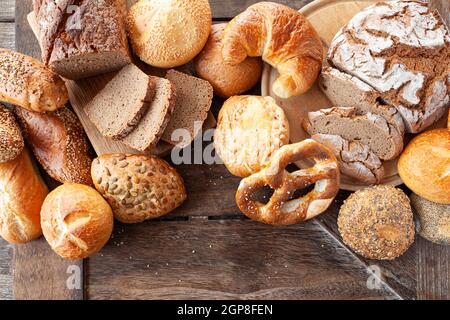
[
  {"x1": 0, "y1": 0, "x2": 14, "y2": 22},
  {"x1": 12, "y1": 0, "x2": 83, "y2": 300},
  {"x1": 0, "y1": 239, "x2": 13, "y2": 300},
  {"x1": 0, "y1": 23, "x2": 14, "y2": 50},
  {"x1": 86, "y1": 219, "x2": 397, "y2": 300}
]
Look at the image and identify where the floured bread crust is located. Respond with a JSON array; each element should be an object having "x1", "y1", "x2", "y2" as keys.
[
  {"x1": 214, "y1": 96, "x2": 290, "y2": 177},
  {"x1": 328, "y1": 1, "x2": 450, "y2": 133}
]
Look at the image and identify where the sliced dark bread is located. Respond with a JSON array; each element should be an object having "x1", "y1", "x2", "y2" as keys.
[
  {"x1": 162, "y1": 70, "x2": 213, "y2": 147},
  {"x1": 312, "y1": 134, "x2": 384, "y2": 185},
  {"x1": 121, "y1": 77, "x2": 176, "y2": 152},
  {"x1": 320, "y1": 66, "x2": 405, "y2": 136},
  {"x1": 86, "y1": 64, "x2": 156, "y2": 140},
  {"x1": 303, "y1": 107, "x2": 403, "y2": 161}
]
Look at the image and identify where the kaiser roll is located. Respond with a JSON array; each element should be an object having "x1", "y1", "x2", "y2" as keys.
[
  {"x1": 127, "y1": 0, "x2": 212, "y2": 68},
  {"x1": 398, "y1": 128, "x2": 450, "y2": 204},
  {"x1": 41, "y1": 183, "x2": 114, "y2": 260},
  {"x1": 194, "y1": 23, "x2": 263, "y2": 98}
]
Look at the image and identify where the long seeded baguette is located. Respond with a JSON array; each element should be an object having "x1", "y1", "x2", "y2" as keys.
[{"x1": 0, "y1": 48, "x2": 68, "y2": 112}]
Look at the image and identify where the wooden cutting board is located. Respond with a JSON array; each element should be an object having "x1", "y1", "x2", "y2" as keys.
[
  {"x1": 27, "y1": 6, "x2": 216, "y2": 157},
  {"x1": 262, "y1": 0, "x2": 397, "y2": 191}
]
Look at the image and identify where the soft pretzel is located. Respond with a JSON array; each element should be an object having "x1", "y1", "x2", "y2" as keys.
[
  {"x1": 236, "y1": 140, "x2": 340, "y2": 226},
  {"x1": 222, "y1": 2, "x2": 323, "y2": 99}
]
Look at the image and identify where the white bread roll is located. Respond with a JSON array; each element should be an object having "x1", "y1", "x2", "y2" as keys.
[
  {"x1": 126, "y1": 0, "x2": 212, "y2": 68},
  {"x1": 41, "y1": 183, "x2": 114, "y2": 260},
  {"x1": 0, "y1": 149, "x2": 48, "y2": 244}
]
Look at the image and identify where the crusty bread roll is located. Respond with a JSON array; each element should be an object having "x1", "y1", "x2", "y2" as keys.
[
  {"x1": 41, "y1": 183, "x2": 113, "y2": 260},
  {"x1": 126, "y1": 0, "x2": 212, "y2": 68},
  {"x1": 14, "y1": 107, "x2": 93, "y2": 186},
  {"x1": 222, "y1": 2, "x2": 323, "y2": 99},
  {"x1": 0, "y1": 104, "x2": 24, "y2": 163},
  {"x1": 214, "y1": 96, "x2": 289, "y2": 177},
  {"x1": 0, "y1": 48, "x2": 68, "y2": 112},
  {"x1": 398, "y1": 128, "x2": 450, "y2": 204},
  {"x1": 194, "y1": 23, "x2": 263, "y2": 98},
  {"x1": 0, "y1": 149, "x2": 48, "y2": 244}
]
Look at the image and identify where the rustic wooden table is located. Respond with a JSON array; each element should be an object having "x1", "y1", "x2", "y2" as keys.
[{"x1": 0, "y1": 0, "x2": 449, "y2": 300}]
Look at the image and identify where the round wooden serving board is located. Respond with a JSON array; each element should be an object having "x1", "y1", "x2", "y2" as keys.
[{"x1": 261, "y1": 0, "x2": 402, "y2": 191}]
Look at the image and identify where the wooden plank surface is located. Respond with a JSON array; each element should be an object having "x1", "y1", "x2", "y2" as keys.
[
  {"x1": 0, "y1": 0, "x2": 14, "y2": 22},
  {"x1": 87, "y1": 219, "x2": 398, "y2": 300},
  {"x1": 0, "y1": 23, "x2": 14, "y2": 50},
  {"x1": 0, "y1": 239, "x2": 13, "y2": 300}
]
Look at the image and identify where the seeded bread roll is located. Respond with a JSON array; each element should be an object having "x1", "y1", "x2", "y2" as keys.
[
  {"x1": 126, "y1": 0, "x2": 212, "y2": 68},
  {"x1": 91, "y1": 154, "x2": 187, "y2": 224},
  {"x1": 411, "y1": 193, "x2": 450, "y2": 245},
  {"x1": 41, "y1": 183, "x2": 114, "y2": 260},
  {"x1": 194, "y1": 23, "x2": 263, "y2": 98},
  {"x1": 0, "y1": 48, "x2": 68, "y2": 112},
  {"x1": 0, "y1": 105, "x2": 24, "y2": 163},
  {"x1": 338, "y1": 185, "x2": 415, "y2": 260},
  {"x1": 14, "y1": 107, "x2": 93, "y2": 186}
]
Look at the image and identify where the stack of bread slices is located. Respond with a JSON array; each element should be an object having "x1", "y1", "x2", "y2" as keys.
[{"x1": 85, "y1": 66, "x2": 213, "y2": 152}]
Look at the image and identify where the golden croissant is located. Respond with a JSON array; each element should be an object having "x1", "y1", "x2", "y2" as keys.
[{"x1": 222, "y1": 2, "x2": 323, "y2": 99}]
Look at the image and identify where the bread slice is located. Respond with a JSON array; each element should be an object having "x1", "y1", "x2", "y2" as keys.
[
  {"x1": 121, "y1": 77, "x2": 176, "y2": 152},
  {"x1": 86, "y1": 64, "x2": 156, "y2": 140},
  {"x1": 311, "y1": 134, "x2": 384, "y2": 185},
  {"x1": 303, "y1": 107, "x2": 403, "y2": 161},
  {"x1": 162, "y1": 70, "x2": 213, "y2": 147},
  {"x1": 320, "y1": 66, "x2": 405, "y2": 136}
]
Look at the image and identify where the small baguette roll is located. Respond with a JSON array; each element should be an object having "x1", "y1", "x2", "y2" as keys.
[
  {"x1": 0, "y1": 48, "x2": 68, "y2": 112},
  {"x1": 41, "y1": 183, "x2": 113, "y2": 260},
  {"x1": 0, "y1": 149, "x2": 48, "y2": 244},
  {"x1": 0, "y1": 104, "x2": 24, "y2": 163}
]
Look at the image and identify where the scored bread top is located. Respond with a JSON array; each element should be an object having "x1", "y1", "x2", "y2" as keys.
[
  {"x1": 121, "y1": 76, "x2": 176, "y2": 152},
  {"x1": 86, "y1": 64, "x2": 156, "y2": 140},
  {"x1": 162, "y1": 70, "x2": 213, "y2": 147}
]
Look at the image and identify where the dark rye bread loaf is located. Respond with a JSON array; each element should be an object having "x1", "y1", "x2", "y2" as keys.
[
  {"x1": 121, "y1": 77, "x2": 176, "y2": 152},
  {"x1": 162, "y1": 70, "x2": 213, "y2": 147},
  {"x1": 85, "y1": 64, "x2": 156, "y2": 140},
  {"x1": 320, "y1": 66, "x2": 405, "y2": 136},
  {"x1": 303, "y1": 107, "x2": 403, "y2": 161},
  {"x1": 33, "y1": 0, "x2": 131, "y2": 80},
  {"x1": 311, "y1": 134, "x2": 384, "y2": 185}
]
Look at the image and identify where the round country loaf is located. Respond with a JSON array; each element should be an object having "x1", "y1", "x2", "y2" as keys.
[
  {"x1": 91, "y1": 154, "x2": 187, "y2": 224},
  {"x1": 214, "y1": 96, "x2": 290, "y2": 177},
  {"x1": 338, "y1": 185, "x2": 415, "y2": 260},
  {"x1": 194, "y1": 23, "x2": 263, "y2": 98},
  {"x1": 41, "y1": 183, "x2": 113, "y2": 260},
  {"x1": 126, "y1": 0, "x2": 212, "y2": 68}
]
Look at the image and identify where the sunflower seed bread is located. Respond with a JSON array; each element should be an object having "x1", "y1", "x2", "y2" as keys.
[
  {"x1": 328, "y1": 0, "x2": 449, "y2": 133},
  {"x1": 85, "y1": 64, "x2": 156, "y2": 140},
  {"x1": 33, "y1": 0, "x2": 131, "y2": 80},
  {"x1": 91, "y1": 154, "x2": 187, "y2": 224},
  {"x1": 0, "y1": 105, "x2": 24, "y2": 163},
  {"x1": 311, "y1": 134, "x2": 384, "y2": 184},
  {"x1": 303, "y1": 107, "x2": 404, "y2": 161}
]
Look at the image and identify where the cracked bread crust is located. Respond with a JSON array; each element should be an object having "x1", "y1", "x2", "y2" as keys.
[
  {"x1": 328, "y1": 0, "x2": 450, "y2": 133},
  {"x1": 34, "y1": 0, "x2": 131, "y2": 79},
  {"x1": 303, "y1": 107, "x2": 404, "y2": 161},
  {"x1": 311, "y1": 134, "x2": 384, "y2": 185}
]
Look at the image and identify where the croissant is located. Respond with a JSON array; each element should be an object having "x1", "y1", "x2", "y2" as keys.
[{"x1": 222, "y1": 2, "x2": 323, "y2": 99}]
